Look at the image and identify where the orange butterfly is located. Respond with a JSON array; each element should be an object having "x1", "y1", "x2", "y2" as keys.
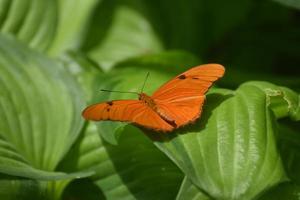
[{"x1": 82, "y1": 64, "x2": 225, "y2": 132}]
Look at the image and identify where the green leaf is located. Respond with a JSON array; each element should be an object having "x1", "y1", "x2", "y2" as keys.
[
  {"x1": 58, "y1": 123, "x2": 183, "y2": 199},
  {"x1": 241, "y1": 81, "x2": 300, "y2": 120},
  {"x1": 0, "y1": 174, "x2": 72, "y2": 200},
  {"x1": 0, "y1": 0, "x2": 57, "y2": 51},
  {"x1": 81, "y1": 0, "x2": 254, "y2": 63},
  {"x1": 176, "y1": 177, "x2": 211, "y2": 200},
  {"x1": 0, "y1": 175, "x2": 45, "y2": 200},
  {"x1": 116, "y1": 50, "x2": 201, "y2": 74},
  {"x1": 0, "y1": 34, "x2": 87, "y2": 179},
  {"x1": 0, "y1": 0, "x2": 100, "y2": 54},
  {"x1": 59, "y1": 51, "x2": 104, "y2": 103},
  {"x1": 82, "y1": 0, "x2": 163, "y2": 70},
  {"x1": 154, "y1": 81, "x2": 300, "y2": 199},
  {"x1": 47, "y1": 0, "x2": 100, "y2": 55}
]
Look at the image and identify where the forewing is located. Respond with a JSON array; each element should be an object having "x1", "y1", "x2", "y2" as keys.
[
  {"x1": 82, "y1": 100, "x2": 174, "y2": 132},
  {"x1": 152, "y1": 64, "x2": 225, "y2": 101}
]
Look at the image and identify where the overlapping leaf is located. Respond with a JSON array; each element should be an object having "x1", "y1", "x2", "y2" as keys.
[
  {"x1": 0, "y1": 0, "x2": 299, "y2": 199},
  {"x1": 0, "y1": 174, "x2": 46, "y2": 200},
  {"x1": 0, "y1": 0, "x2": 101, "y2": 54},
  {"x1": 83, "y1": 0, "x2": 163, "y2": 70},
  {"x1": 154, "y1": 82, "x2": 299, "y2": 199},
  {"x1": 48, "y1": 0, "x2": 100, "y2": 55},
  {"x1": 0, "y1": 174, "x2": 71, "y2": 200},
  {"x1": 81, "y1": 0, "x2": 254, "y2": 69},
  {"x1": 58, "y1": 51, "x2": 104, "y2": 103},
  {"x1": 58, "y1": 123, "x2": 183, "y2": 200},
  {"x1": 0, "y1": 34, "x2": 88, "y2": 179},
  {"x1": 0, "y1": 0, "x2": 56, "y2": 51},
  {"x1": 73, "y1": 48, "x2": 299, "y2": 199}
]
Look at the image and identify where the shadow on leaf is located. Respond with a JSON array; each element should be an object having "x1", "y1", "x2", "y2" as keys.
[{"x1": 143, "y1": 93, "x2": 234, "y2": 142}]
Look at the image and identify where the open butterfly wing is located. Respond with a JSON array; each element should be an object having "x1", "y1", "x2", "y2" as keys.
[
  {"x1": 152, "y1": 64, "x2": 225, "y2": 100},
  {"x1": 152, "y1": 64, "x2": 225, "y2": 128},
  {"x1": 82, "y1": 100, "x2": 174, "y2": 131}
]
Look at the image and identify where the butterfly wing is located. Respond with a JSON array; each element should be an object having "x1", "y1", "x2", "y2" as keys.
[
  {"x1": 152, "y1": 64, "x2": 225, "y2": 128},
  {"x1": 82, "y1": 100, "x2": 174, "y2": 131},
  {"x1": 152, "y1": 64, "x2": 225, "y2": 100}
]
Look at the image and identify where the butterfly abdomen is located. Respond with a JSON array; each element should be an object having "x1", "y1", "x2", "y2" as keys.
[{"x1": 156, "y1": 110, "x2": 177, "y2": 128}]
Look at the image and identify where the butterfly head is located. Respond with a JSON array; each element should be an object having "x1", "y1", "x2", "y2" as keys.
[{"x1": 138, "y1": 93, "x2": 148, "y2": 100}]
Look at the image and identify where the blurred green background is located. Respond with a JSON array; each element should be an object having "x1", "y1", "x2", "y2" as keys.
[{"x1": 0, "y1": 0, "x2": 300, "y2": 200}]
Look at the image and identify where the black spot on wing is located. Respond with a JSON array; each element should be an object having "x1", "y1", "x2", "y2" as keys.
[
  {"x1": 178, "y1": 74, "x2": 200, "y2": 80},
  {"x1": 178, "y1": 74, "x2": 186, "y2": 79},
  {"x1": 107, "y1": 101, "x2": 113, "y2": 106},
  {"x1": 160, "y1": 115, "x2": 177, "y2": 128},
  {"x1": 166, "y1": 119, "x2": 177, "y2": 128}
]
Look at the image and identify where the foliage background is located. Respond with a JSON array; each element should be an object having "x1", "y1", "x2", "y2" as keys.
[{"x1": 0, "y1": 0, "x2": 299, "y2": 199}]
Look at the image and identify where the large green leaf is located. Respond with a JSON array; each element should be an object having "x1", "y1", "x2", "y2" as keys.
[
  {"x1": 82, "y1": 0, "x2": 254, "y2": 68},
  {"x1": 82, "y1": 0, "x2": 163, "y2": 70},
  {"x1": 0, "y1": 0, "x2": 100, "y2": 54},
  {"x1": 0, "y1": 34, "x2": 88, "y2": 179},
  {"x1": 154, "y1": 82, "x2": 299, "y2": 199},
  {"x1": 58, "y1": 51, "x2": 104, "y2": 103},
  {"x1": 175, "y1": 120, "x2": 300, "y2": 200},
  {"x1": 0, "y1": 0, "x2": 57, "y2": 51},
  {"x1": 47, "y1": 0, "x2": 100, "y2": 55},
  {"x1": 58, "y1": 122, "x2": 183, "y2": 199}
]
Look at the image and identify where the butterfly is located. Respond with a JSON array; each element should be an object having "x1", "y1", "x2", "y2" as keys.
[{"x1": 82, "y1": 64, "x2": 225, "y2": 132}]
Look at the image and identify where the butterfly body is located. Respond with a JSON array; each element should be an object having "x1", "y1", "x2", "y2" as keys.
[
  {"x1": 138, "y1": 93, "x2": 157, "y2": 110},
  {"x1": 83, "y1": 64, "x2": 225, "y2": 132}
]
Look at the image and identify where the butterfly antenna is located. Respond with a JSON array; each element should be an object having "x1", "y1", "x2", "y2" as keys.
[
  {"x1": 140, "y1": 72, "x2": 150, "y2": 93},
  {"x1": 100, "y1": 89, "x2": 139, "y2": 95}
]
